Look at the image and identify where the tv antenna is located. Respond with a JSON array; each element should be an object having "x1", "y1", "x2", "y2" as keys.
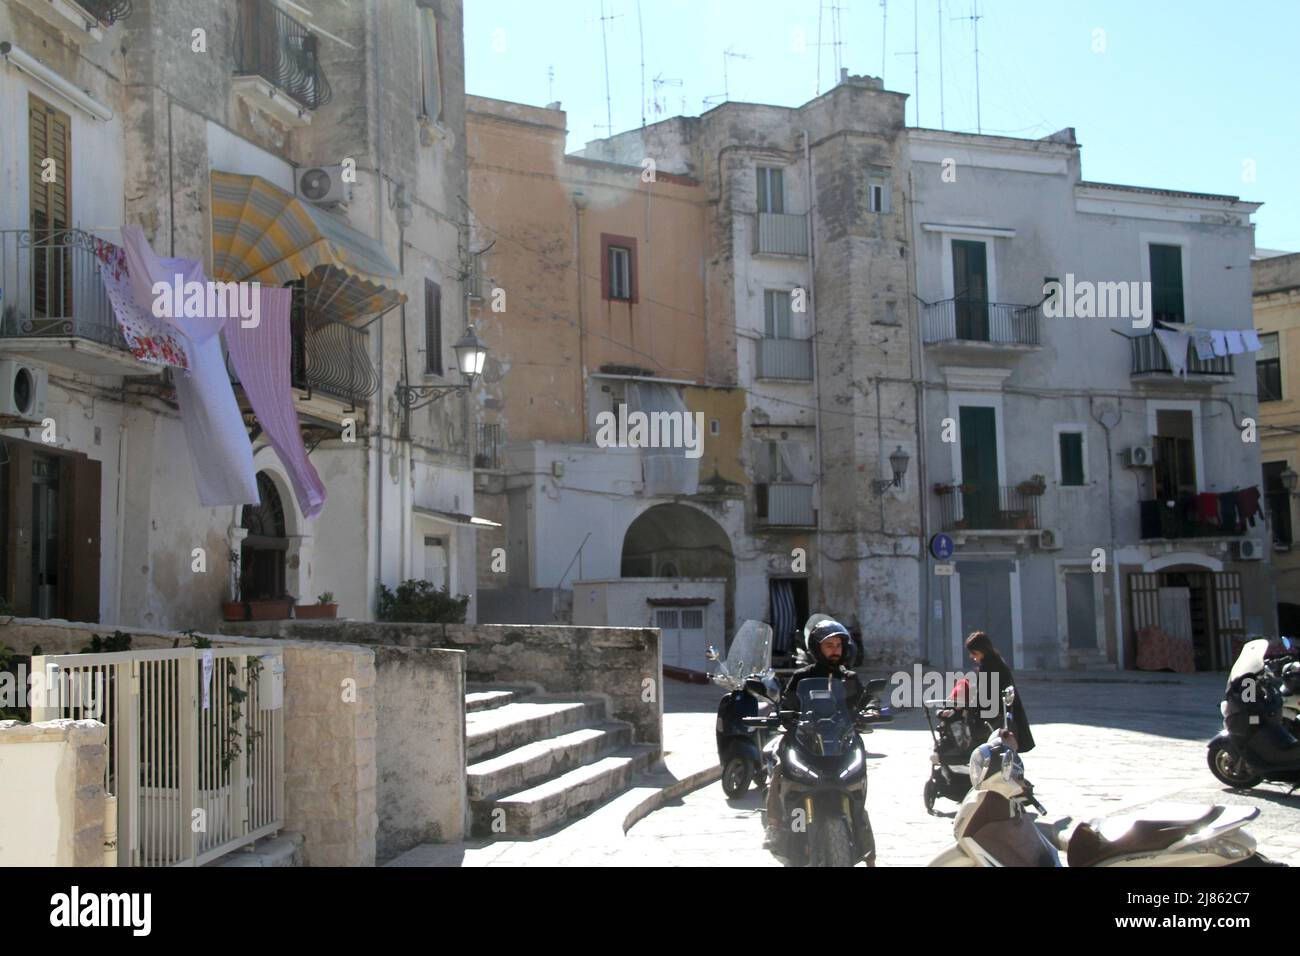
[
  {"x1": 880, "y1": 0, "x2": 887, "y2": 84},
  {"x1": 893, "y1": 0, "x2": 920, "y2": 124},
  {"x1": 815, "y1": 1, "x2": 846, "y2": 95},
  {"x1": 952, "y1": 0, "x2": 982, "y2": 133},
  {"x1": 547, "y1": 65, "x2": 555, "y2": 104},
  {"x1": 590, "y1": 1, "x2": 623, "y2": 135},
  {"x1": 703, "y1": 46, "x2": 751, "y2": 109},
  {"x1": 937, "y1": 0, "x2": 945, "y2": 128},
  {"x1": 652, "y1": 73, "x2": 683, "y2": 117}
]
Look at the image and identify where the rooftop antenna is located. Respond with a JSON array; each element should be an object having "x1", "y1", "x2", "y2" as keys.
[
  {"x1": 723, "y1": 45, "x2": 753, "y2": 102},
  {"x1": 893, "y1": 0, "x2": 920, "y2": 124},
  {"x1": 652, "y1": 72, "x2": 682, "y2": 117},
  {"x1": 547, "y1": 65, "x2": 555, "y2": 104},
  {"x1": 591, "y1": 1, "x2": 623, "y2": 135},
  {"x1": 937, "y1": 0, "x2": 945, "y2": 129},
  {"x1": 815, "y1": 0, "x2": 823, "y2": 95},
  {"x1": 831, "y1": 0, "x2": 844, "y2": 79},
  {"x1": 637, "y1": 0, "x2": 647, "y2": 127},
  {"x1": 952, "y1": 0, "x2": 982, "y2": 133},
  {"x1": 880, "y1": 0, "x2": 887, "y2": 84}
]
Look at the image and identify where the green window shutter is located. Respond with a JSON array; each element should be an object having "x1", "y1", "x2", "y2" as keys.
[
  {"x1": 1059, "y1": 432, "x2": 1085, "y2": 486},
  {"x1": 1149, "y1": 244, "x2": 1184, "y2": 323}
]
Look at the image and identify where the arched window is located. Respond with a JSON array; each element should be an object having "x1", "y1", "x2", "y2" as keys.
[{"x1": 240, "y1": 472, "x2": 288, "y2": 600}]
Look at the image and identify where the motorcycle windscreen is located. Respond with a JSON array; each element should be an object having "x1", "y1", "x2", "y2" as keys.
[
  {"x1": 722, "y1": 620, "x2": 773, "y2": 680},
  {"x1": 1229, "y1": 639, "x2": 1271, "y2": 685},
  {"x1": 794, "y1": 678, "x2": 855, "y2": 757}
]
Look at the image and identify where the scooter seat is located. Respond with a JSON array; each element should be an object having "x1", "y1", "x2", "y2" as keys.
[{"x1": 1067, "y1": 805, "x2": 1223, "y2": 868}]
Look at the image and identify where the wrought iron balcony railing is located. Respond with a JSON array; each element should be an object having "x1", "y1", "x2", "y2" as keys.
[
  {"x1": 289, "y1": 311, "x2": 378, "y2": 406},
  {"x1": 935, "y1": 483, "x2": 1042, "y2": 531},
  {"x1": 922, "y1": 299, "x2": 1041, "y2": 346},
  {"x1": 0, "y1": 228, "x2": 125, "y2": 350},
  {"x1": 233, "y1": 0, "x2": 332, "y2": 110},
  {"x1": 475, "y1": 422, "x2": 503, "y2": 470},
  {"x1": 1130, "y1": 333, "x2": 1233, "y2": 377},
  {"x1": 1139, "y1": 498, "x2": 1247, "y2": 540},
  {"x1": 76, "y1": 0, "x2": 133, "y2": 26}
]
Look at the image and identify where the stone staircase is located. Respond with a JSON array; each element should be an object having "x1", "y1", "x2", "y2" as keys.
[{"x1": 465, "y1": 684, "x2": 658, "y2": 838}]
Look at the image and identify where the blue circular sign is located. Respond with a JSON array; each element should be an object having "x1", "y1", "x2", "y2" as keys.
[{"x1": 930, "y1": 533, "x2": 955, "y2": 561}]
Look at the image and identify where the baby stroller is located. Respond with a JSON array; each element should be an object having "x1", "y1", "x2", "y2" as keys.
[{"x1": 922, "y1": 678, "x2": 992, "y2": 814}]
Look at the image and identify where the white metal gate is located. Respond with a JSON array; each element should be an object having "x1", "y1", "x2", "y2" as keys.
[{"x1": 30, "y1": 646, "x2": 284, "y2": 867}]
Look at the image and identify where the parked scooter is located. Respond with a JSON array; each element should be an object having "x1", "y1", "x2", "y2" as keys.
[
  {"x1": 1207, "y1": 637, "x2": 1300, "y2": 791},
  {"x1": 930, "y1": 686, "x2": 1278, "y2": 867},
  {"x1": 707, "y1": 621, "x2": 779, "y2": 797}
]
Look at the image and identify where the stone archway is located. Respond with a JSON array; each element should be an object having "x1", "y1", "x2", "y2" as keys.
[{"x1": 621, "y1": 503, "x2": 735, "y2": 637}]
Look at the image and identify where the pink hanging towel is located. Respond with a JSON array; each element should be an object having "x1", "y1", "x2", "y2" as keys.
[{"x1": 223, "y1": 287, "x2": 327, "y2": 519}]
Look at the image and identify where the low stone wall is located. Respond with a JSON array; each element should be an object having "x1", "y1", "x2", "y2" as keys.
[
  {"x1": 0, "y1": 718, "x2": 108, "y2": 866},
  {"x1": 222, "y1": 620, "x2": 663, "y2": 748}
]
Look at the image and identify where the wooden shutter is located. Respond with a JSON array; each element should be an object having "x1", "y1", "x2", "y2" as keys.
[
  {"x1": 1059, "y1": 432, "x2": 1084, "y2": 485},
  {"x1": 1149, "y1": 244, "x2": 1185, "y2": 323},
  {"x1": 30, "y1": 95, "x2": 73, "y2": 319},
  {"x1": 5, "y1": 443, "x2": 34, "y2": 616},
  {"x1": 59, "y1": 454, "x2": 101, "y2": 623},
  {"x1": 424, "y1": 280, "x2": 442, "y2": 374}
]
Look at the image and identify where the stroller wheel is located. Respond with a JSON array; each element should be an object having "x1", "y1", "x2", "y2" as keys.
[{"x1": 923, "y1": 778, "x2": 938, "y2": 815}]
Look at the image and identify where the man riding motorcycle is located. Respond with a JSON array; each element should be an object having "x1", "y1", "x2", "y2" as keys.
[{"x1": 763, "y1": 618, "x2": 877, "y2": 863}]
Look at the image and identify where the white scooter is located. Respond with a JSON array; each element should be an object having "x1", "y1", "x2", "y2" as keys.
[{"x1": 928, "y1": 686, "x2": 1277, "y2": 867}]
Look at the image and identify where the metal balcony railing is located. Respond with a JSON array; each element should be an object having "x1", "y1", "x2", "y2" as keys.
[
  {"x1": 0, "y1": 228, "x2": 125, "y2": 350},
  {"x1": 922, "y1": 299, "x2": 1041, "y2": 346},
  {"x1": 475, "y1": 422, "x2": 503, "y2": 470},
  {"x1": 1130, "y1": 333, "x2": 1233, "y2": 377},
  {"x1": 289, "y1": 311, "x2": 378, "y2": 405},
  {"x1": 1139, "y1": 499, "x2": 1247, "y2": 540},
  {"x1": 76, "y1": 0, "x2": 132, "y2": 25},
  {"x1": 756, "y1": 337, "x2": 814, "y2": 380},
  {"x1": 755, "y1": 213, "x2": 809, "y2": 256},
  {"x1": 935, "y1": 483, "x2": 1042, "y2": 531},
  {"x1": 757, "y1": 482, "x2": 815, "y2": 526},
  {"x1": 234, "y1": 0, "x2": 332, "y2": 110}
]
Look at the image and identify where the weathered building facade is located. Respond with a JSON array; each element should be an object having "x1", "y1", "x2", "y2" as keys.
[{"x1": 0, "y1": 0, "x2": 478, "y2": 628}]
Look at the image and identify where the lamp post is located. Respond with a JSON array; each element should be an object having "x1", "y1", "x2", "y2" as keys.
[
  {"x1": 872, "y1": 445, "x2": 911, "y2": 494},
  {"x1": 395, "y1": 325, "x2": 489, "y2": 410},
  {"x1": 1282, "y1": 467, "x2": 1299, "y2": 497}
]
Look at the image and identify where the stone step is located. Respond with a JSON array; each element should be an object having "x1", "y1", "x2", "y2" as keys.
[
  {"x1": 466, "y1": 689, "x2": 521, "y2": 714},
  {"x1": 471, "y1": 745, "x2": 660, "y2": 838},
  {"x1": 467, "y1": 722, "x2": 634, "y2": 803},
  {"x1": 465, "y1": 699, "x2": 606, "y2": 763}
]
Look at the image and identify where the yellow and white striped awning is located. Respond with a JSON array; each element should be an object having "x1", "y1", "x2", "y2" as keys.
[{"x1": 210, "y1": 170, "x2": 405, "y2": 325}]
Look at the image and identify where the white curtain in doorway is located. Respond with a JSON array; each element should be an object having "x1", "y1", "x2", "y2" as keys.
[{"x1": 627, "y1": 382, "x2": 699, "y2": 497}]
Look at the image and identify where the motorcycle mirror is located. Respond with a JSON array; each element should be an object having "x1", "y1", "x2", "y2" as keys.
[
  {"x1": 744, "y1": 676, "x2": 773, "y2": 702},
  {"x1": 705, "y1": 645, "x2": 720, "y2": 662},
  {"x1": 864, "y1": 677, "x2": 889, "y2": 696}
]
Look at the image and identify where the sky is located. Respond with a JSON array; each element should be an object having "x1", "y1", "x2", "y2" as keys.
[{"x1": 464, "y1": 0, "x2": 1299, "y2": 251}]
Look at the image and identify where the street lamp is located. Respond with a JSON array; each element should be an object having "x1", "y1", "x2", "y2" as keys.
[
  {"x1": 395, "y1": 324, "x2": 490, "y2": 410},
  {"x1": 872, "y1": 445, "x2": 911, "y2": 494},
  {"x1": 1282, "y1": 467, "x2": 1299, "y2": 496}
]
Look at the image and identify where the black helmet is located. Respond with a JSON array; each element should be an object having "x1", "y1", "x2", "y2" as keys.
[{"x1": 805, "y1": 617, "x2": 853, "y2": 667}]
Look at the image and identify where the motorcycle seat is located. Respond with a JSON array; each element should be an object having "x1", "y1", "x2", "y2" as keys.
[{"x1": 1067, "y1": 805, "x2": 1223, "y2": 868}]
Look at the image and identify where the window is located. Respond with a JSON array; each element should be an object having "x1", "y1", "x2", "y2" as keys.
[
  {"x1": 418, "y1": 5, "x2": 443, "y2": 121},
  {"x1": 424, "y1": 280, "x2": 442, "y2": 374},
  {"x1": 1264, "y1": 461, "x2": 1292, "y2": 546},
  {"x1": 424, "y1": 535, "x2": 448, "y2": 589},
  {"x1": 1149, "y1": 244, "x2": 1185, "y2": 324},
  {"x1": 1058, "y1": 431, "x2": 1085, "y2": 486},
  {"x1": 1153, "y1": 409, "x2": 1196, "y2": 500},
  {"x1": 1257, "y1": 332, "x2": 1282, "y2": 402},
  {"x1": 600, "y1": 234, "x2": 637, "y2": 302},
  {"x1": 757, "y1": 166, "x2": 784, "y2": 214},
  {"x1": 867, "y1": 168, "x2": 891, "y2": 214},
  {"x1": 764, "y1": 290, "x2": 793, "y2": 338}
]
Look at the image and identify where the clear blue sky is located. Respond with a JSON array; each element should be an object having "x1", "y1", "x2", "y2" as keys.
[{"x1": 465, "y1": 0, "x2": 1298, "y2": 251}]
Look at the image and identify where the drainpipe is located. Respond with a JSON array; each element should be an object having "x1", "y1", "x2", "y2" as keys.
[
  {"x1": 574, "y1": 192, "x2": 589, "y2": 440},
  {"x1": 906, "y1": 168, "x2": 931, "y2": 664},
  {"x1": 803, "y1": 130, "x2": 825, "y2": 610},
  {"x1": 372, "y1": 0, "x2": 386, "y2": 605},
  {"x1": 114, "y1": 423, "x2": 127, "y2": 623}
]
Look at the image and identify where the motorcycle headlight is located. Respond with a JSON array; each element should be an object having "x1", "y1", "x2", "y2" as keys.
[
  {"x1": 838, "y1": 747, "x2": 864, "y2": 780},
  {"x1": 785, "y1": 747, "x2": 817, "y2": 780},
  {"x1": 969, "y1": 745, "x2": 992, "y2": 786}
]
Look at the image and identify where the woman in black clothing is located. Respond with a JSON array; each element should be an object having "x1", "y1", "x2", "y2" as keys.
[{"x1": 965, "y1": 630, "x2": 1035, "y2": 753}]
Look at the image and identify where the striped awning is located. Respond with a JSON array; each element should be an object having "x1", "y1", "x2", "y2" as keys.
[{"x1": 210, "y1": 170, "x2": 405, "y2": 325}]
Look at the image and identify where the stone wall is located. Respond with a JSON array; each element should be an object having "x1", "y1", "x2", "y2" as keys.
[
  {"x1": 223, "y1": 621, "x2": 663, "y2": 748},
  {"x1": 0, "y1": 719, "x2": 109, "y2": 866}
]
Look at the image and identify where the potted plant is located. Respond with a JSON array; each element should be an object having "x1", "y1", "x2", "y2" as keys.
[
  {"x1": 933, "y1": 481, "x2": 954, "y2": 496},
  {"x1": 1016, "y1": 474, "x2": 1047, "y2": 496},
  {"x1": 222, "y1": 550, "x2": 247, "y2": 621},
  {"x1": 247, "y1": 592, "x2": 295, "y2": 621},
  {"x1": 296, "y1": 592, "x2": 339, "y2": 620}
]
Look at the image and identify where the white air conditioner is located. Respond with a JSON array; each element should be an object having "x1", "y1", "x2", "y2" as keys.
[
  {"x1": 0, "y1": 360, "x2": 47, "y2": 421},
  {"x1": 1123, "y1": 445, "x2": 1154, "y2": 468},
  {"x1": 1235, "y1": 539, "x2": 1264, "y2": 561},
  {"x1": 296, "y1": 165, "x2": 352, "y2": 206},
  {"x1": 1037, "y1": 528, "x2": 1063, "y2": 551}
]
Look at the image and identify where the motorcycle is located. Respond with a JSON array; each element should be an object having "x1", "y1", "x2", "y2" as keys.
[
  {"x1": 707, "y1": 621, "x2": 778, "y2": 798},
  {"x1": 930, "y1": 686, "x2": 1278, "y2": 867},
  {"x1": 749, "y1": 675, "x2": 892, "y2": 867},
  {"x1": 1207, "y1": 637, "x2": 1300, "y2": 791}
]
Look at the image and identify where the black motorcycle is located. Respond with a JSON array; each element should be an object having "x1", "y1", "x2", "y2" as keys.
[
  {"x1": 750, "y1": 675, "x2": 892, "y2": 866},
  {"x1": 1208, "y1": 638, "x2": 1300, "y2": 791},
  {"x1": 708, "y1": 622, "x2": 778, "y2": 798}
]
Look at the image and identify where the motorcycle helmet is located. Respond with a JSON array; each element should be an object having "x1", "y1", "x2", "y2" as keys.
[{"x1": 805, "y1": 617, "x2": 854, "y2": 667}]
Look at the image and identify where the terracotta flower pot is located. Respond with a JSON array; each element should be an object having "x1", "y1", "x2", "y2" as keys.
[
  {"x1": 247, "y1": 599, "x2": 294, "y2": 621},
  {"x1": 222, "y1": 601, "x2": 247, "y2": 622},
  {"x1": 295, "y1": 603, "x2": 338, "y2": 620}
]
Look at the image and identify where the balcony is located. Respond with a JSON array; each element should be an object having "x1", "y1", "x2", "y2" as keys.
[
  {"x1": 1139, "y1": 499, "x2": 1246, "y2": 541},
  {"x1": 756, "y1": 337, "x2": 813, "y2": 381},
  {"x1": 475, "y1": 422, "x2": 504, "y2": 470},
  {"x1": 290, "y1": 315, "x2": 378, "y2": 408},
  {"x1": 13, "y1": 0, "x2": 130, "y2": 41},
  {"x1": 935, "y1": 483, "x2": 1042, "y2": 533},
  {"x1": 0, "y1": 228, "x2": 158, "y2": 376},
  {"x1": 233, "y1": 0, "x2": 332, "y2": 125},
  {"x1": 77, "y1": 0, "x2": 132, "y2": 25},
  {"x1": 1130, "y1": 333, "x2": 1233, "y2": 386},
  {"x1": 755, "y1": 213, "x2": 809, "y2": 257},
  {"x1": 756, "y1": 482, "x2": 815, "y2": 527},
  {"x1": 922, "y1": 299, "x2": 1041, "y2": 361}
]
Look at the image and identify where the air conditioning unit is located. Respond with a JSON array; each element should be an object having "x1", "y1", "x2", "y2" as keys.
[
  {"x1": 0, "y1": 360, "x2": 47, "y2": 421},
  {"x1": 296, "y1": 165, "x2": 352, "y2": 206},
  {"x1": 1037, "y1": 528, "x2": 1063, "y2": 551},
  {"x1": 1122, "y1": 445, "x2": 1154, "y2": 468},
  {"x1": 474, "y1": 472, "x2": 490, "y2": 491},
  {"x1": 1235, "y1": 539, "x2": 1265, "y2": 561}
]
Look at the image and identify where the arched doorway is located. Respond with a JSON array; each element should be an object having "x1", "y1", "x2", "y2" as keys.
[
  {"x1": 240, "y1": 472, "x2": 288, "y2": 600},
  {"x1": 621, "y1": 503, "x2": 735, "y2": 638}
]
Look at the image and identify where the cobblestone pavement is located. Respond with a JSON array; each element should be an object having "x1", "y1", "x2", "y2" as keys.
[{"x1": 625, "y1": 673, "x2": 1300, "y2": 867}]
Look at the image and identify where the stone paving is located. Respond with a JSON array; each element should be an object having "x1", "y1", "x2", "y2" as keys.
[{"x1": 390, "y1": 671, "x2": 1300, "y2": 867}]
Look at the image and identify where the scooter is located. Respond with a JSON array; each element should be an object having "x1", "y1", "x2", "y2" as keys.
[
  {"x1": 750, "y1": 675, "x2": 892, "y2": 867},
  {"x1": 929, "y1": 686, "x2": 1278, "y2": 867},
  {"x1": 707, "y1": 621, "x2": 778, "y2": 798},
  {"x1": 1207, "y1": 637, "x2": 1300, "y2": 791}
]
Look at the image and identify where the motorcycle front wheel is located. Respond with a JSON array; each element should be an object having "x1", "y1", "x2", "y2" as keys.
[
  {"x1": 809, "y1": 815, "x2": 855, "y2": 868},
  {"x1": 722, "y1": 756, "x2": 752, "y2": 797},
  {"x1": 1207, "y1": 737, "x2": 1263, "y2": 789}
]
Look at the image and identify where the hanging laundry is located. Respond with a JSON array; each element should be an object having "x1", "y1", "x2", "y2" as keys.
[
  {"x1": 92, "y1": 239, "x2": 191, "y2": 370},
  {"x1": 224, "y1": 287, "x2": 327, "y2": 520},
  {"x1": 1242, "y1": 329, "x2": 1262, "y2": 352},
  {"x1": 1154, "y1": 327, "x2": 1189, "y2": 377},
  {"x1": 1210, "y1": 329, "x2": 1230, "y2": 357},
  {"x1": 1194, "y1": 492, "x2": 1220, "y2": 527},
  {"x1": 1237, "y1": 486, "x2": 1263, "y2": 528},
  {"x1": 120, "y1": 226, "x2": 259, "y2": 508},
  {"x1": 1223, "y1": 330, "x2": 1246, "y2": 355},
  {"x1": 1218, "y1": 491, "x2": 1240, "y2": 535},
  {"x1": 1189, "y1": 327, "x2": 1217, "y2": 361}
]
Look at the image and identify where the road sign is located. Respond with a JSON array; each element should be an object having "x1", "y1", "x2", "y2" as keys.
[
  {"x1": 934, "y1": 563, "x2": 955, "y2": 576},
  {"x1": 930, "y1": 533, "x2": 955, "y2": 561}
]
